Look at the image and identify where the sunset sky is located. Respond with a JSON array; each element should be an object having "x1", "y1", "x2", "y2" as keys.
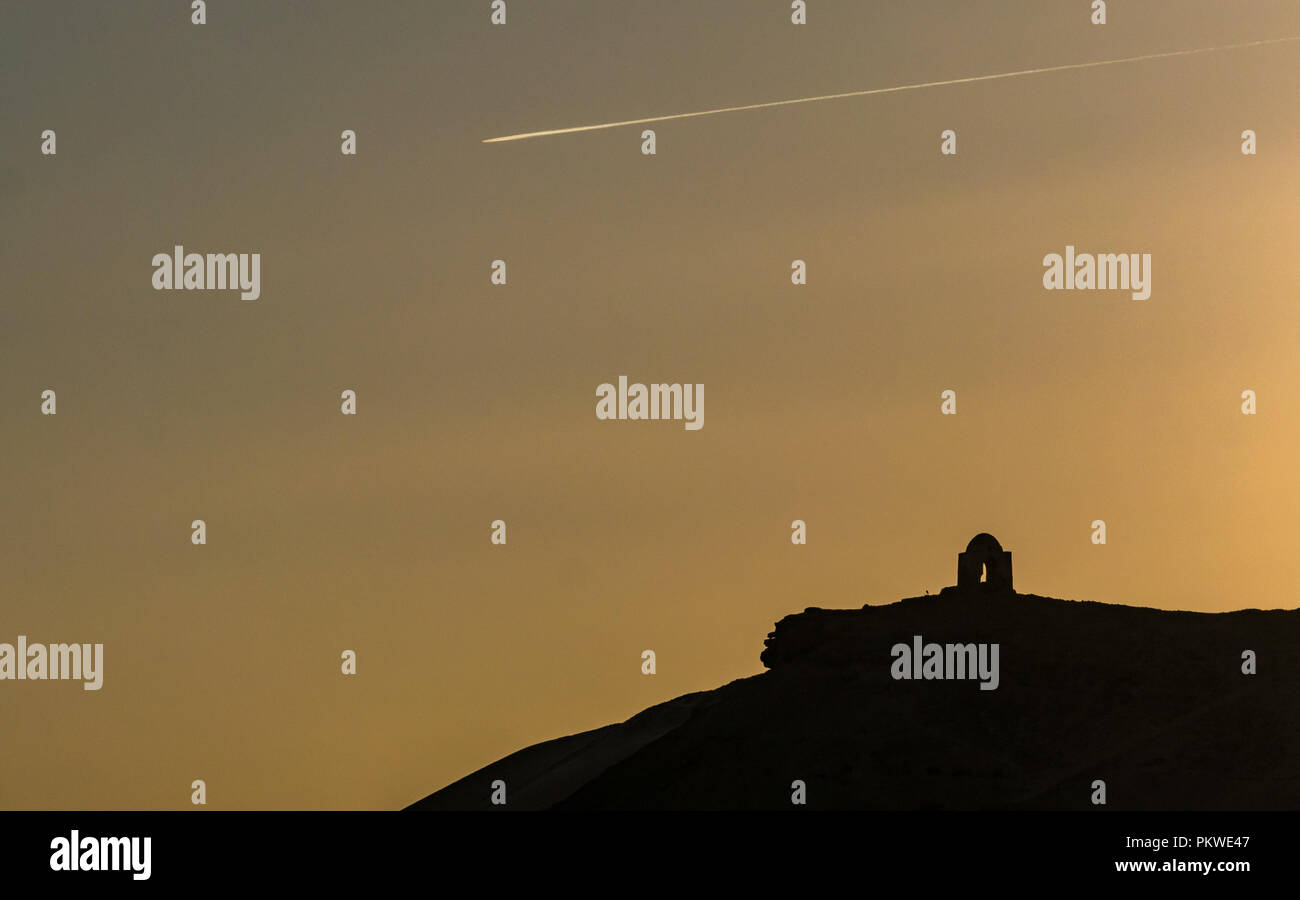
[{"x1": 3, "y1": 0, "x2": 1300, "y2": 809}]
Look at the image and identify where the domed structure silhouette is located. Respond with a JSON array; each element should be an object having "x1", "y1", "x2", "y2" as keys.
[{"x1": 955, "y1": 533, "x2": 1013, "y2": 592}]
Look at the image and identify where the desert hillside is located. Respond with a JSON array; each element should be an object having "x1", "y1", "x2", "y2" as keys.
[{"x1": 410, "y1": 589, "x2": 1299, "y2": 810}]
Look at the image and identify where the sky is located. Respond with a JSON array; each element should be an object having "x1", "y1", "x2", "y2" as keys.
[{"x1": 2, "y1": 0, "x2": 1299, "y2": 809}]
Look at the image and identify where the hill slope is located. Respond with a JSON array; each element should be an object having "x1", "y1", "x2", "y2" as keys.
[{"x1": 408, "y1": 591, "x2": 1300, "y2": 810}]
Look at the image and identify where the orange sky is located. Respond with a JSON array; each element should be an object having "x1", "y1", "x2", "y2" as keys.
[{"x1": 2, "y1": 0, "x2": 1299, "y2": 809}]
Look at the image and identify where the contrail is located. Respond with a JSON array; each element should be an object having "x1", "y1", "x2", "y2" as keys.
[{"x1": 484, "y1": 35, "x2": 1300, "y2": 143}]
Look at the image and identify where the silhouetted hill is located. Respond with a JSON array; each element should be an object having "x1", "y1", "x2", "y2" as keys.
[{"x1": 409, "y1": 589, "x2": 1300, "y2": 810}]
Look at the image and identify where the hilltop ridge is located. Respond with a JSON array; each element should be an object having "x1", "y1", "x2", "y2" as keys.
[{"x1": 410, "y1": 535, "x2": 1300, "y2": 810}]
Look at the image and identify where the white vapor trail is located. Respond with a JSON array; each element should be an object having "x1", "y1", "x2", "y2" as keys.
[{"x1": 483, "y1": 35, "x2": 1300, "y2": 143}]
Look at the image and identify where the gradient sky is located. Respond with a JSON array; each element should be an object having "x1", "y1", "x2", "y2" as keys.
[{"x1": 3, "y1": 0, "x2": 1300, "y2": 809}]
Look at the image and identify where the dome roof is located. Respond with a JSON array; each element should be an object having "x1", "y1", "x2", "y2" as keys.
[{"x1": 965, "y1": 533, "x2": 1003, "y2": 554}]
